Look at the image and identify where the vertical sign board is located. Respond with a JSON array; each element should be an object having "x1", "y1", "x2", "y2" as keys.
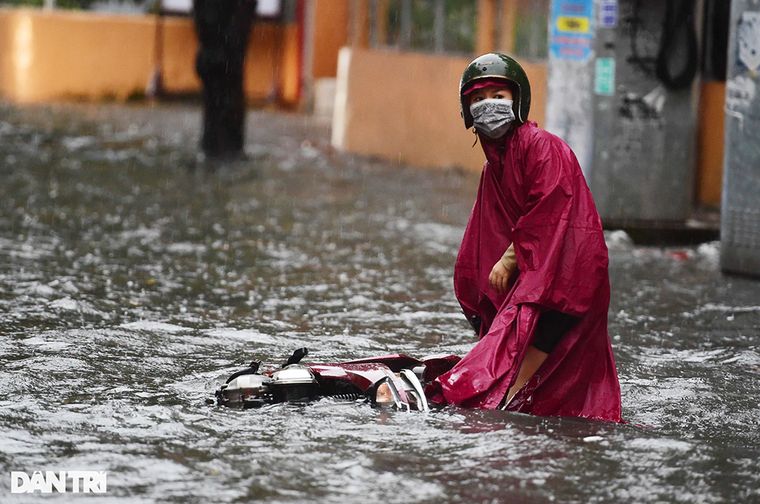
[
  {"x1": 595, "y1": 1, "x2": 616, "y2": 96},
  {"x1": 549, "y1": 0, "x2": 594, "y2": 61},
  {"x1": 721, "y1": 2, "x2": 760, "y2": 276},
  {"x1": 598, "y1": 0, "x2": 617, "y2": 28},
  {"x1": 594, "y1": 57, "x2": 615, "y2": 96},
  {"x1": 545, "y1": 0, "x2": 596, "y2": 177}
]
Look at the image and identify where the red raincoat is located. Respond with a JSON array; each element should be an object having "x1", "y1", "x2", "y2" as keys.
[{"x1": 428, "y1": 122, "x2": 622, "y2": 422}]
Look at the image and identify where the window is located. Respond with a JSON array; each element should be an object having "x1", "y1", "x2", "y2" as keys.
[
  {"x1": 512, "y1": 0, "x2": 548, "y2": 60},
  {"x1": 370, "y1": 0, "x2": 476, "y2": 55}
]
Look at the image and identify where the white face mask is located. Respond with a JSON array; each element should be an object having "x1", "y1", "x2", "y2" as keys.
[{"x1": 469, "y1": 98, "x2": 515, "y2": 139}]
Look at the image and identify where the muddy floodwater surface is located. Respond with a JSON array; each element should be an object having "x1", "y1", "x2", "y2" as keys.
[{"x1": 1, "y1": 103, "x2": 759, "y2": 503}]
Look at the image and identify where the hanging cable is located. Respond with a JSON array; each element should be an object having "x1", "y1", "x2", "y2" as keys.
[
  {"x1": 656, "y1": 0, "x2": 699, "y2": 89},
  {"x1": 627, "y1": 0, "x2": 699, "y2": 89}
]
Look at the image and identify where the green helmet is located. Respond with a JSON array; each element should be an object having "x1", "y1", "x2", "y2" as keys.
[{"x1": 460, "y1": 53, "x2": 531, "y2": 129}]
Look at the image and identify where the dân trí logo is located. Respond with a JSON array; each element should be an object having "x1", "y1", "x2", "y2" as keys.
[{"x1": 10, "y1": 471, "x2": 107, "y2": 494}]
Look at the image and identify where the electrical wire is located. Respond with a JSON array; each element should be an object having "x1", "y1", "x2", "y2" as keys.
[
  {"x1": 627, "y1": 0, "x2": 699, "y2": 89},
  {"x1": 656, "y1": 0, "x2": 699, "y2": 89}
]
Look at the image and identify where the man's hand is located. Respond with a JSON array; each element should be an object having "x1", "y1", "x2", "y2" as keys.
[{"x1": 489, "y1": 244, "x2": 517, "y2": 294}]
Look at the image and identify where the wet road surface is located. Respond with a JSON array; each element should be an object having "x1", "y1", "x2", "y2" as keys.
[{"x1": 1, "y1": 103, "x2": 758, "y2": 503}]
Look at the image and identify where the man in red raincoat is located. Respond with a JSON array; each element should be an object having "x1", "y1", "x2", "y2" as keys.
[{"x1": 427, "y1": 53, "x2": 622, "y2": 422}]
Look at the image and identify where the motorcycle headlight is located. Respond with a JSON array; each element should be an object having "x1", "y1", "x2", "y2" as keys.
[
  {"x1": 217, "y1": 374, "x2": 272, "y2": 408},
  {"x1": 270, "y1": 365, "x2": 317, "y2": 386},
  {"x1": 269, "y1": 365, "x2": 319, "y2": 402}
]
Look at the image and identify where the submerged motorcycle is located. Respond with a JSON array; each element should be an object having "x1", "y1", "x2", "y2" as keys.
[{"x1": 215, "y1": 348, "x2": 460, "y2": 411}]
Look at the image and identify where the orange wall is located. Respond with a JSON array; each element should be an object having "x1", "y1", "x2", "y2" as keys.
[
  {"x1": 332, "y1": 47, "x2": 547, "y2": 172},
  {"x1": 243, "y1": 22, "x2": 301, "y2": 104},
  {"x1": 311, "y1": 0, "x2": 349, "y2": 79},
  {"x1": 696, "y1": 81, "x2": 726, "y2": 207},
  {"x1": 0, "y1": 8, "x2": 299, "y2": 105},
  {"x1": 332, "y1": 47, "x2": 723, "y2": 208},
  {"x1": 0, "y1": 12, "x2": 16, "y2": 98}
]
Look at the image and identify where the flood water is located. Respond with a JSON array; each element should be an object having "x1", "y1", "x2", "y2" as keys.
[{"x1": 1, "y1": 103, "x2": 758, "y2": 503}]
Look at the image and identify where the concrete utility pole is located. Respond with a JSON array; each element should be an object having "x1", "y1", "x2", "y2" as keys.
[
  {"x1": 192, "y1": 0, "x2": 258, "y2": 160},
  {"x1": 547, "y1": 0, "x2": 701, "y2": 228},
  {"x1": 720, "y1": 0, "x2": 760, "y2": 276}
]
